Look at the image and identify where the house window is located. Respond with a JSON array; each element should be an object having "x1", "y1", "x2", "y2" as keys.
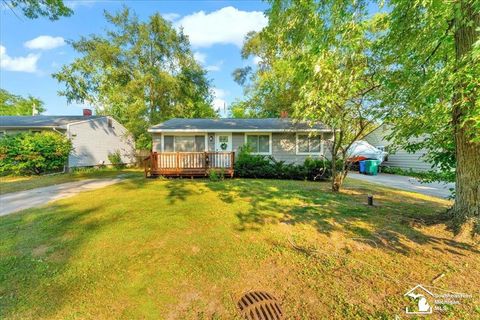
[
  {"x1": 163, "y1": 135, "x2": 205, "y2": 152},
  {"x1": 246, "y1": 134, "x2": 271, "y2": 154},
  {"x1": 297, "y1": 134, "x2": 321, "y2": 154}
]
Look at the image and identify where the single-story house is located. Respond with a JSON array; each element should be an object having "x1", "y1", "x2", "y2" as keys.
[
  {"x1": 364, "y1": 125, "x2": 433, "y2": 172},
  {"x1": 145, "y1": 118, "x2": 333, "y2": 177},
  {"x1": 0, "y1": 112, "x2": 135, "y2": 168}
]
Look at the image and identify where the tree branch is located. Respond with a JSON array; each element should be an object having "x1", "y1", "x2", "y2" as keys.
[{"x1": 422, "y1": 19, "x2": 454, "y2": 70}]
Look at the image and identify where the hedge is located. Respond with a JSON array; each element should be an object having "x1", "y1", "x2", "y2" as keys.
[{"x1": 234, "y1": 145, "x2": 332, "y2": 181}]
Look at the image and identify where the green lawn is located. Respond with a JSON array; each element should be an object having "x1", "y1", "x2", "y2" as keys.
[
  {"x1": 0, "y1": 168, "x2": 142, "y2": 195},
  {"x1": 0, "y1": 178, "x2": 478, "y2": 319}
]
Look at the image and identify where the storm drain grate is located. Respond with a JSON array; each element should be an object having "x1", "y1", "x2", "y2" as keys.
[{"x1": 237, "y1": 291, "x2": 283, "y2": 320}]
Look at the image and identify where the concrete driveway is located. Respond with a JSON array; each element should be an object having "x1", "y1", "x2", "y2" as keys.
[
  {"x1": 348, "y1": 172, "x2": 455, "y2": 199},
  {"x1": 0, "y1": 178, "x2": 124, "y2": 216}
]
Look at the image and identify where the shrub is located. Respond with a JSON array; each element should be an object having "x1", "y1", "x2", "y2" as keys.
[
  {"x1": 0, "y1": 131, "x2": 72, "y2": 175},
  {"x1": 108, "y1": 150, "x2": 125, "y2": 169},
  {"x1": 208, "y1": 169, "x2": 223, "y2": 181},
  {"x1": 381, "y1": 166, "x2": 455, "y2": 183},
  {"x1": 234, "y1": 145, "x2": 331, "y2": 181}
]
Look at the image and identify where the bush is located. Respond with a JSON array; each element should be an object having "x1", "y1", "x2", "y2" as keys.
[
  {"x1": 0, "y1": 131, "x2": 72, "y2": 175},
  {"x1": 108, "y1": 150, "x2": 125, "y2": 169},
  {"x1": 234, "y1": 145, "x2": 331, "y2": 181}
]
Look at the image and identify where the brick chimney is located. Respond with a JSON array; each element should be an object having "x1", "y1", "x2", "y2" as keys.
[
  {"x1": 83, "y1": 108, "x2": 92, "y2": 116},
  {"x1": 280, "y1": 111, "x2": 288, "y2": 118}
]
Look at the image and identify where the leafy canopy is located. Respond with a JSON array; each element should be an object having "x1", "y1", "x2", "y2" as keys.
[
  {"x1": 234, "y1": 0, "x2": 385, "y2": 191},
  {"x1": 3, "y1": 0, "x2": 73, "y2": 20},
  {"x1": 53, "y1": 8, "x2": 217, "y2": 148},
  {"x1": 0, "y1": 89, "x2": 45, "y2": 116}
]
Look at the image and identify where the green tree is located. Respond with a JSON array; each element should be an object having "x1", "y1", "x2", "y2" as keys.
[
  {"x1": 377, "y1": 0, "x2": 480, "y2": 231},
  {"x1": 0, "y1": 89, "x2": 45, "y2": 115},
  {"x1": 53, "y1": 8, "x2": 216, "y2": 148},
  {"x1": 2, "y1": 0, "x2": 72, "y2": 20},
  {"x1": 234, "y1": 0, "x2": 384, "y2": 191}
]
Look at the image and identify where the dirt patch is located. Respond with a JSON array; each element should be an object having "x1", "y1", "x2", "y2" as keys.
[{"x1": 32, "y1": 244, "x2": 50, "y2": 257}]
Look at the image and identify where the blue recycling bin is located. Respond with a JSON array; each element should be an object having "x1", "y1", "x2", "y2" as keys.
[{"x1": 359, "y1": 160, "x2": 366, "y2": 173}]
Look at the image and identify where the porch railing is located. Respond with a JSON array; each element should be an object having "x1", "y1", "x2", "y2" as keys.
[{"x1": 144, "y1": 152, "x2": 234, "y2": 177}]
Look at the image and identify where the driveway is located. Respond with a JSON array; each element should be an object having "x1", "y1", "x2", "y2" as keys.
[
  {"x1": 0, "y1": 178, "x2": 125, "y2": 216},
  {"x1": 348, "y1": 172, "x2": 455, "y2": 199}
]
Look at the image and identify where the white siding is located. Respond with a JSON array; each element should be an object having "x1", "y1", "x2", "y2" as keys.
[
  {"x1": 365, "y1": 126, "x2": 433, "y2": 172},
  {"x1": 68, "y1": 117, "x2": 135, "y2": 167}
]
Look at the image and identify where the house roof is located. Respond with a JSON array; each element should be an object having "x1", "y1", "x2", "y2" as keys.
[
  {"x1": 0, "y1": 116, "x2": 105, "y2": 129},
  {"x1": 148, "y1": 118, "x2": 331, "y2": 133}
]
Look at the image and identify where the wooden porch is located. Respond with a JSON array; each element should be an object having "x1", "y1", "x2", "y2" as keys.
[{"x1": 144, "y1": 152, "x2": 235, "y2": 178}]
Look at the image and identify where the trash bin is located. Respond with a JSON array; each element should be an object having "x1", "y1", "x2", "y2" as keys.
[
  {"x1": 359, "y1": 160, "x2": 366, "y2": 174},
  {"x1": 365, "y1": 160, "x2": 380, "y2": 175}
]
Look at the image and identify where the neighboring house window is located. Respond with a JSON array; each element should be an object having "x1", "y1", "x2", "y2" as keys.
[
  {"x1": 163, "y1": 135, "x2": 206, "y2": 152},
  {"x1": 245, "y1": 133, "x2": 271, "y2": 154},
  {"x1": 296, "y1": 134, "x2": 321, "y2": 154}
]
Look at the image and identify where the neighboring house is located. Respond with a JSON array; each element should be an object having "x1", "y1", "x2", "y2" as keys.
[
  {"x1": 0, "y1": 112, "x2": 135, "y2": 168},
  {"x1": 364, "y1": 125, "x2": 433, "y2": 172},
  {"x1": 148, "y1": 118, "x2": 333, "y2": 163}
]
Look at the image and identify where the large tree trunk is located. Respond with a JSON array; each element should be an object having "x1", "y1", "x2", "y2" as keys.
[{"x1": 451, "y1": 1, "x2": 480, "y2": 226}]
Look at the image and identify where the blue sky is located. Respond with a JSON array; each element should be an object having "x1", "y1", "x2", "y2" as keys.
[{"x1": 0, "y1": 1, "x2": 269, "y2": 116}]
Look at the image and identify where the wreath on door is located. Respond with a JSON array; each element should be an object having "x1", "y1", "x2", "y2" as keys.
[{"x1": 220, "y1": 142, "x2": 228, "y2": 150}]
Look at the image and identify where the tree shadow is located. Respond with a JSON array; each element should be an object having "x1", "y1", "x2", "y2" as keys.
[
  {"x1": 205, "y1": 179, "x2": 479, "y2": 256},
  {"x1": 0, "y1": 200, "x2": 127, "y2": 319},
  {"x1": 164, "y1": 179, "x2": 196, "y2": 204}
]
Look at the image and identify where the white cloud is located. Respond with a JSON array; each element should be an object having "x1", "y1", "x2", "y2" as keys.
[
  {"x1": 24, "y1": 36, "x2": 65, "y2": 50},
  {"x1": 177, "y1": 6, "x2": 267, "y2": 48},
  {"x1": 162, "y1": 13, "x2": 180, "y2": 22},
  {"x1": 206, "y1": 60, "x2": 223, "y2": 72},
  {"x1": 65, "y1": 1, "x2": 97, "y2": 9},
  {"x1": 193, "y1": 51, "x2": 222, "y2": 72},
  {"x1": 0, "y1": 45, "x2": 40, "y2": 73},
  {"x1": 212, "y1": 88, "x2": 227, "y2": 112},
  {"x1": 193, "y1": 51, "x2": 206, "y2": 64}
]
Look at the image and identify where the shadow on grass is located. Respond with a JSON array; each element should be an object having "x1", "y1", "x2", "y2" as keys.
[
  {"x1": 0, "y1": 200, "x2": 129, "y2": 318},
  {"x1": 205, "y1": 179, "x2": 479, "y2": 256}
]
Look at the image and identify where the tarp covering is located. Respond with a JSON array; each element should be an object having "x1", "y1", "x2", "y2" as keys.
[{"x1": 347, "y1": 140, "x2": 388, "y2": 163}]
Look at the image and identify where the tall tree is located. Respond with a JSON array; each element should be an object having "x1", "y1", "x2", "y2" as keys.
[
  {"x1": 2, "y1": 0, "x2": 72, "y2": 20},
  {"x1": 0, "y1": 89, "x2": 45, "y2": 115},
  {"x1": 53, "y1": 8, "x2": 216, "y2": 148},
  {"x1": 234, "y1": 0, "x2": 384, "y2": 191},
  {"x1": 378, "y1": 0, "x2": 480, "y2": 231}
]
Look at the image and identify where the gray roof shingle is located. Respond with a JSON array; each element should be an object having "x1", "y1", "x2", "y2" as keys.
[
  {"x1": 0, "y1": 116, "x2": 104, "y2": 128},
  {"x1": 149, "y1": 118, "x2": 330, "y2": 132}
]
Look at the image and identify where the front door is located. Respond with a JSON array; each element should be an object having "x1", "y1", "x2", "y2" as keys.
[
  {"x1": 214, "y1": 133, "x2": 232, "y2": 168},
  {"x1": 215, "y1": 133, "x2": 232, "y2": 152}
]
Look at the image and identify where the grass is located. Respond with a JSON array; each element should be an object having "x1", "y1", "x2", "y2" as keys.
[
  {"x1": 0, "y1": 168, "x2": 142, "y2": 195},
  {"x1": 0, "y1": 177, "x2": 478, "y2": 319}
]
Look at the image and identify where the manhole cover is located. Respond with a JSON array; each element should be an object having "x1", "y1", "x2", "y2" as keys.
[{"x1": 237, "y1": 291, "x2": 283, "y2": 320}]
